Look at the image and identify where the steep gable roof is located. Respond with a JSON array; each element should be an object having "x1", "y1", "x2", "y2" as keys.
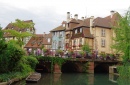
[
  {"x1": 93, "y1": 17, "x2": 111, "y2": 28},
  {"x1": 50, "y1": 25, "x2": 65, "y2": 32},
  {"x1": 73, "y1": 18, "x2": 90, "y2": 29},
  {"x1": 24, "y1": 33, "x2": 52, "y2": 48}
]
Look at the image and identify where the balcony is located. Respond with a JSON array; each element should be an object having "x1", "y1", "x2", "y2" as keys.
[{"x1": 72, "y1": 33, "x2": 83, "y2": 38}]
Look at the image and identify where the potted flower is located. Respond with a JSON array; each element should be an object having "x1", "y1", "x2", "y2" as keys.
[{"x1": 79, "y1": 51, "x2": 85, "y2": 58}]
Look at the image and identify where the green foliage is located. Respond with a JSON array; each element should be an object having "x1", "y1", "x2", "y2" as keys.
[
  {"x1": 36, "y1": 56, "x2": 67, "y2": 67},
  {"x1": 12, "y1": 19, "x2": 34, "y2": 29},
  {"x1": 113, "y1": 8, "x2": 130, "y2": 78},
  {"x1": 3, "y1": 19, "x2": 34, "y2": 47},
  {"x1": 79, "y1": 51, "x2": 85, "y2": 57},
  {"x1": 56, "y1": 49, "x2": 64, "y2": 55},
  {"x1": 112, "y1": 8, "x2": 130, "y2": 63},
  {"x1": 68, "y1": 50, "x2": 74, "y2": 55},
  {"x1": 14, "y1": 56, "x2": 38, "y2": 72},
  {"x1": 26, "y1": 56, "x2": 39, "y2": 69},
  {"x1": 100, "y1": 53, "x2": 106, "y2": 58},
  {"x1": 43, "y1": 48, "x2": 47, "y2": 52},
  {"x1": 0, "y1": 71, "x2": 30, "y2": 82},
  {"x1": 0, "y1": 39, "x2": 25, "y2": 73},
  {"x1": 82, "y1": 43, "x2": 90, "y2": 53},
  {"x1": 117, "y1": 63, "x2": 130, "y2": 78}
]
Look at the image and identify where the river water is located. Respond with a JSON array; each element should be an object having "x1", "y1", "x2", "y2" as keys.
[{"x1": 12, "y1": 73, "x2": 118, "y2": 85}]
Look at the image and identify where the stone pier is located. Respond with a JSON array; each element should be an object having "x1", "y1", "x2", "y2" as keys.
[
  {"x1": 88, "y1": 62, "x2": 94, "y2": 73},
  {"x1": 53, "y1": 64, "x2": 62, "y2": 73}
]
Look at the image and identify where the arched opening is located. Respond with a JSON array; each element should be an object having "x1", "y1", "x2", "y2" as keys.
[
  {"x1": 94, "y1": 64, "x2": 109, "y2": 73},
  {"x1": 61, "y1": 62, "x2": 80, "y2": 73},
  {"x1": 35, "y1": 64, "x2": 49, "y2": 73}
]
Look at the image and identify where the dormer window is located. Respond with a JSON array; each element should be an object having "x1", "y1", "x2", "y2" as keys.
[
  {"x1": 80, "y1": 28, "x2": 82, "y2": 33},
  {"x1": 75, "y1": 29, "x2": 77, "y2": 34},
  {"x1": 48, "y1": 38, "x2": 50, "y2": 43},
  {"x1": 63, "y1": 24, "x2": 65, "y2": 27}
]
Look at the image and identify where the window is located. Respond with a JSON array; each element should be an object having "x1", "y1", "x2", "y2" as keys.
[
  {"x1": 79, "y1": 38, "x2": 82, "y2": 44},
  {"x1": 73, "y1": 40, "x2": 76, "y2": 46},
  {"x1": 53, "y1": 32, "x2": 55, "y2": 36},
  {"x1": 101, "y1": 39, "x2": 105, "y2": 47},
  {"x1": 59, "y1": 32, "x2": 62, "y2": 37},
  {"x1": 101, "y1": 29, "x2": 105, "y2": 36},
  {"x1": 75, "y1": 29, "x2": 77, "y2": 34},
  {"x1": 58, "y1": 41, "x2": 62, "y2": 48},
  {"x1": 80, "y1": 28, "x2": 82, "y2": 33},
  {"x1": 48, "y1": 38, "x2": 50, "y2": 43},
  {"x1": 63, "y1": 24, "x2": 65, "y2": 27}
]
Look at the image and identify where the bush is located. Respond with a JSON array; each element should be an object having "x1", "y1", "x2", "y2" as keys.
[
  {"x1": 26, "y1": 56, "x2": 39, "y2": 69},
  {"x1": 14, "y1": 56, "x2": 38, "y2": 72},
  {"x1": 0, "y1": 40, "x2": 25, "y2": 73}
]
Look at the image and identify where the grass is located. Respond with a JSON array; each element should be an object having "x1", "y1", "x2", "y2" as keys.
[{"x1": 0, "y1": 71, "x2": 32, "y2": 82}]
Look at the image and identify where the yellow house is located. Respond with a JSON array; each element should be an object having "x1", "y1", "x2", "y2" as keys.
[{"x1": 64, "y1": 11, "x2": 120, "y2": 54}]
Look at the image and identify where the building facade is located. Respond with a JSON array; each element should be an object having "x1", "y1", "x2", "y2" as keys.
[
  {"x1": 60, "y1": 11, "x2": 119, "y2": 54},
  {"x1": 50, "y1": 23, "x2": 66, "y2": 52}
]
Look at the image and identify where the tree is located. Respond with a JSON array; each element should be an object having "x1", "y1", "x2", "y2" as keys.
[
  {"x1": 112, "y1": 8, "x2": 130, "y2": 63},
  {"x1": 0, "y1": 25, "x2": 6, "y2": 53},
  {"x1": 4, "y1": 19, "x2": 35, "y2": 47},
  {"x1": 112, "y1": 8, "x2": 130, "y2": 78}
]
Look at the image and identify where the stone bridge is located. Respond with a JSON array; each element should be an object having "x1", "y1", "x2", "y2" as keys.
[{"x1": 36, "y1": 58, "x2": 120, "y2": 73}]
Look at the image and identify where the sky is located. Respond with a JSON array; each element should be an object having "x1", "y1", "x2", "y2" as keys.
[{"x1": 0, "y1": 0, "x2": 129, "y2": 34}]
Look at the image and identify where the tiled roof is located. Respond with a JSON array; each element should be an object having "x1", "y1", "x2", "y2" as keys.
[
  {"x1": 24, "y1": 33, "x2": 52, "y2": 48},
  {"x1": 69, "y1": 19, "x2": 81, "y2": 23},
  {"x1": 73, "y1": 18, "x2": 90, "y2": 29},
  {"x1": 50, "y1": 25, "x2": 65, "y2": 32},
  {"x1": 93, "y1": 17, "x2": 111, "y2": 28},
  {"x1": 83, "y1": 28, "x2": 94, "y2": 38}
]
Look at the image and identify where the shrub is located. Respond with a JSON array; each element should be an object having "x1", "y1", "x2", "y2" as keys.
[
  {"x1": 26, "y1": 56, "x2": 39, "y2": 69},
  {"x1": 0, "y1": 40, "x2": 25, "y2": 73},
  {"x1": 14, "y1": 56, "x2": 38, "y2": 72}
]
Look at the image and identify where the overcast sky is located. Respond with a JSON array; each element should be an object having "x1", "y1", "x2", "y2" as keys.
[{"x1": 0, "y1": 0, "x2": 129, "y2": 34}]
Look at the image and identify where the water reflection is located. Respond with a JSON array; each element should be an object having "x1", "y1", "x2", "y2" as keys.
[
  {"x1": 109, "y1": 74, "x2": 118, "y2": 83},
  {"x1": 12, "y1": 73, "x2": 118, "y2": 85}
]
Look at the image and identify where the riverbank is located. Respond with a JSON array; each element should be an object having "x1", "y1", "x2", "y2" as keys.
[{"x1": 0, "y1": 71, "x2": 33, "y2": 85}]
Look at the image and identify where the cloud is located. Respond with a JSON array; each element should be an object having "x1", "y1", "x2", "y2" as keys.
[
  {"x1": 0, "y1": 3, "x2": 64, "y2": 34},
  {"x1": 0, "y1": 0, "x2": 130, "y2": 34}
]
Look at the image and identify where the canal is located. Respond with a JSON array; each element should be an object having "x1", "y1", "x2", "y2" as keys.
[{"x1": 11, "y1": 73, "x2": 118, "y2": 85}]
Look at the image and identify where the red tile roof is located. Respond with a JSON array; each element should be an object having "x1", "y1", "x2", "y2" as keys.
[{"x1": 24, "y1": 33, "x2": 52, "y2": 48}]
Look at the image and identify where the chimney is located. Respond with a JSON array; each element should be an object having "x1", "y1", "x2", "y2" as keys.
[
  {"x1": 67, "y1": 12, "x2": 70, "y2": 23},
  {"x1": 90, "y1": 16, "x2": 94, "y2": 34},
  {"x1": 43, "y1": 32, "x2": 46, "y2": 36},
  {"x1": 110, "y1": 10, "x2": 115, "y2": 18},
  {"x1": 81, "y1": 17, "x2": 84, "y2": 21},
  {"x1": 74, "y1": 14, "x2": 78, "y2": 20}
]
